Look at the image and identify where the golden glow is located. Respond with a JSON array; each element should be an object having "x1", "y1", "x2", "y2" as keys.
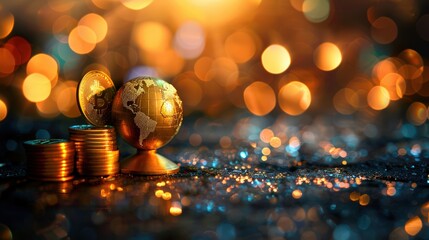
[
  {"x1": 367, "y1": 86, "x2": 390, "y2": 110},
  {"x1": 155, "y1": 189, "x2": 164, "y2": 198},
  {"x1": 161, "y1": 100, "x2": 174, "y2": 117},
  {"x1": 404, "y1": 216, "x2": 422, "y2": 236},
  {"x1": 261, "y1": 147, "x2": 271, "y2": 155},
  {"x1": 174, "y1": 74, "x2": 202, "y2": 109},
  {"x1": 121, "y1": 0, "x2": 153, "y2": 10},
  {"x1": 260, "y1": 128, "x2": 274, "y2": 143},
  {"x1": 372, "y1": 58, "x2": 398, "y2": 82},
  {"x1": 290, "y1": 0, "x2": 304, "y2": 11},
  {"x1": 169, "y1": 202, "x2": 182, "y2": 216},
  {"x1": 23, "y1": 73, "x2": 51, "y2": 102},
  {"x1": 371, "y1": 17, "x2": 398, "y2": 44},
  {"x1": 407, "y1": 102, "x2": 427, "y2": 126},
  {"x1": 359, "y1": 194, "x2": 370, "y2": 206},
  {"x1": 313, "y1": 42, "x2": 342, "y2": 71},
  {"x1": 79, "y1": 13, "x2": 108, "y2": 43},
  {"x1": 194, "y1": 57, "x2": 212, "y2": 81},
  {"x1": 0, "y1": 9, "x2": 14, "y2": 39},
  {"x1": 151, "y1": 49, "x2": 185, "y2": 77},
  {"x1": 225, "y1": 30, "x2": 256, "y2": 63},
  {"x1": 261, "y1": 44, "x2": 291, "y2": 74},
  {"x1": 243, "y1": 81, "x2": 276, "y2": 116},
  {"x1": 207, "y1": 58, "x2": 239, "y2": 91},
  {"x1": 172, "y1": 0, "x2": 259, "y2": 27},
  {"x1": 52, "y1": 15, "x2": 77, "y2": 42},
  {"x1": 133, "y1": 21, "x2": 171, "y2": 53},
  {"x1": 0, "y1": 47, "x2": 15, "y2": 76},
  {"x1": 26, "y1": 53, "x2": 59, "y2": 86},
  {"x1": 0, "y1": 99, "x2": 7, "y2": 121},
  {"x1": 68, "y1": 26, "x2": 97, "y2": 54},
  {"x1": 162, "y1": 192, "x2": 172, "y2": 200},
  {"x1": 349, "y1": 191, "x2": 360, "y2": 201},
  {"x1": 269, "y1": 137, "x2": 282, "y2": 148},
  {"x1": 399, "y1": 49, "x2": 423, "y2": 73},
  {"x1": 380, "y1": 73, "x2": 405, "y2": 100},
  {"x1": 36, "y1": 95, "x2": 60, "y2": 118},
  {"x1": 333, "y1": 88, "x2": 359, "y2": 115},
  {"x1": 54, "y1": 81, "x2": 80, "y2": 118},
  {"x1": 292, "y1": 189, "x2": 303, "y2": 199},
  {"x1": 278, "y1": 81, "x2": 311, "y2": 116}
]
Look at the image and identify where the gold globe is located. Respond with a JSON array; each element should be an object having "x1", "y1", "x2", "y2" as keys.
[{"x1": 112, "y1": 76, "x2": 183, "y2": 175}]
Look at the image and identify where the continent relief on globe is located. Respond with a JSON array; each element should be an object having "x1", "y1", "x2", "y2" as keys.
[{"x1": 113, "y1": 77, "x2": 183, "y2": 150}]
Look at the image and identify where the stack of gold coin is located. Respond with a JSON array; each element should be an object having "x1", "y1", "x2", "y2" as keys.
[
  {"x1": 24, "y1": 139, "x2": 75, "y2": 182},
  {"x1": 69, "y1": 125, "x2": 119, "y2": 176}
]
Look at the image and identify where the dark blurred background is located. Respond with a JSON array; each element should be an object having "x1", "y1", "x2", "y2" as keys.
[{"x1": 1, "y1": 0, "x2": 429, "y2": 165}]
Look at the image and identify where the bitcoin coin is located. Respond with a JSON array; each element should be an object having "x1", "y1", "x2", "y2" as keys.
[
  {"x1": 77, "y1": 71, "x2": 116, "y2": 127},
  {"x1": 69, "y1": 124, "x2": 120, "y2": 177},
  {"x1": 69, "y1": 124, "x2": 115, "y2": 133},
  {"x1": 24, "y1": 139, "x2": 75, "y2": 182}
]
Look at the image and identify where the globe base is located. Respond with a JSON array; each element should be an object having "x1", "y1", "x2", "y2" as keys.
[{"x1": 120, "y1": 150, "x2": 179, "y2": 175}]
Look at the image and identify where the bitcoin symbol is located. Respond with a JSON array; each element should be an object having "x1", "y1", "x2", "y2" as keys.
[{"x1": 93, "y1": 91, "x2": 107, "y2": 114}]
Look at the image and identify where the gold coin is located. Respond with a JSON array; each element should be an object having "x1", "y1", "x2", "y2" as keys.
[
  {"x1": 70, "y1": 132, "x2": 116, "y2": 137},
  {"x1": 78, "y1": 170, "x2": 119, "y2": 176},
  {"x1": 75, "y1": 146, "x2": 117, "y2": 151},
  {"x1": 77, "y1": 71, "x2": 116, "y2": 127},
  {"x1": 27, "y1": 170, "x2": 74, "y2": 176},
  {"x1": 27, "y1": 162, "x2": 75, "y2": 168},
  {"x1": 24, "y1": 139, "x2": 74, "y2": 149},
  {"x1": 69, "y1": 124, "x2": 115, "y2": 133},
  {"x1": 70, "y1": 139, "x2": 116, "y2": 144}
]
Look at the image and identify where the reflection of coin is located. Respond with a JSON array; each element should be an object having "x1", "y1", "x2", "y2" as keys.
[
  {"x1": 78, "y1": 71, "x2": 116, "y2": 127},
  {"x1": 27, "y1": 175, "x2": 74, "y2": 182}
]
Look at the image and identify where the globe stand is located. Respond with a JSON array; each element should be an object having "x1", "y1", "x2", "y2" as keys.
[{"x1": 120, "y1": 150, "x2": 179, "y2": 175}]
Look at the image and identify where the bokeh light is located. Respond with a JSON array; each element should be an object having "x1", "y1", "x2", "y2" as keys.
[
  {"x1": 0, "y1": 7, "x2": 14, "y2": 39},
  {"x1": 54, "y1": 81, "x2": 80, "y2": 118},
  {"x1": 243, "y1": 81, "x2": 276, "y2": 116},
  {"x1": 333, "y1": 88, "x2": 359, "y2": 115},
  {"x1": 0, "y1": 99, "x2": 7, "y2": 121},
  {"x1": 133, "y1": 22, "x2": 171, "y2": 53},
  {"x1": 68, "y1": 26, "x2": 97, "y2": 54},
  {"x1": 79, "y1": 13, "x2": 108, "y2": 43},
  {"x1": 121, "y1": 0, "x2": 153, "y2": 10},
  {"x1": 5, "y1": 36, "x2": 32, "y2": 66},
  {"x1": 22, "y1": 73, "x2": 52, "y2": 103},
  {"x1": 261, "y1": 44, "x2": 291, "y2": 74},
  {"x1": 278, "y1": 81, "x2": 311, "y2": 116},
  {"x1": 302, "y1": 0, "x2": 330, "y2": 23},
  {"x1": 404, "y1": 216, "x2": 422, "y2": 236},
  {"x1": 260, "y1": 128, "x2": 274, "y2": 143},
  {"x1": 194, "y1": 57, "x2": 212, "y2": 81},
  {"x1": 367, "y1": 86, "x2": 390, "y2": 110},
  {"x1": 225, "y1": 30, "x2": 257, "y2": 64},
  {"x1": 379, "y1": 73, "x2": 405, "y2": 100},
  {"x1": 174, "y1": 21, "x2": 205, "y2": 59},
  {"x1": 26, "y1": 53, "x2": 59, "y2": 86},
  {"x1": 174, "y1": 73, "x2": 203, "y2": 111},
  {"x1": 0, "y1": 48, "x2": 15, "y2": 76},
  {"x1": 36, "y1": 95, "x2": 60, "y2": 118},
  {"x1": 371, "y1": 17, "x2": 398, "y2": 44},
  {"x1": 406, "y1": 102, "x2": 427, "y2": 126},
  {"x1": 313, "y1": 42, "x2": 342, "y2": 71}
]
